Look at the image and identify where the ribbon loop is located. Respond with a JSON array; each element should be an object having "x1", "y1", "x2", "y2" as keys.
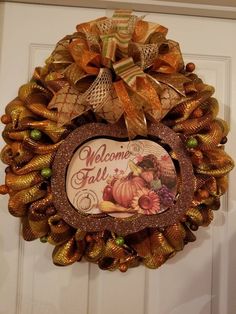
[
  {"x1": 128, "y1": 42, "x2": 159, "y2": 70},
  {"x1": 78, "y1": 68, "x2": 113, "y2": 112},
  {"x1": 152, "y1": 40, "x2": 184, "y2": 73}
]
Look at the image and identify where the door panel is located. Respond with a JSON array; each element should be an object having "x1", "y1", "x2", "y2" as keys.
[{"x1": 0, "y1": 3, "x2": 235, "y2": 314}]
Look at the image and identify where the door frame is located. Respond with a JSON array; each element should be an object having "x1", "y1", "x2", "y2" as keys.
[{"x1": 4, "y1": 0, "x2": 236, "y2": 19}]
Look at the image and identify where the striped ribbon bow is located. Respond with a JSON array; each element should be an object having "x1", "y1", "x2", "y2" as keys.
[{"x1": 47, "y1": 10, "x2": 188, "y2": 138}]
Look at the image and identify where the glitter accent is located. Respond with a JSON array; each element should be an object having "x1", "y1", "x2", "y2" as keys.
[{"x1": 51, "y1": 122, "x2": 194, "y2": 235}]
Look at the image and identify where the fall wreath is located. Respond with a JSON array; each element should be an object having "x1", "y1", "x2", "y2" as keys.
[{"x1": 0, "y1": 10, "x2": 234, "y2": 272}]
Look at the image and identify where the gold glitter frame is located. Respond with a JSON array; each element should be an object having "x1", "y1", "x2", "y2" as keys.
[{"x1": 51, "y1": 122, "x2": 195, "y2": 235}]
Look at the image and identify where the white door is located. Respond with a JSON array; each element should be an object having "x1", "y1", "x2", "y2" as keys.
[{"x1": 0, "y1": 3, "x2": 235, "y2": 314}]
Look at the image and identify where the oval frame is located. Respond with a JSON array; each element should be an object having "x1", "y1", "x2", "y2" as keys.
[{"x1": 51, "y1": 122, "x2": 195, "y2": 235}]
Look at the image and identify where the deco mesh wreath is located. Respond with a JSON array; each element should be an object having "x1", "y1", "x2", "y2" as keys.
[{"x1": 0, "y1": 10, "x2": 234, "y2": 272}]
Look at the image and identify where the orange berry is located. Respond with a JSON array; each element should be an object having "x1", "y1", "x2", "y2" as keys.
[
  {"x1": 0, "y1": 185, "x2": 9, "y2": 195},
  {"x1": 191, "y1": 107, "x2": 204, "y2": 118},
  {"x1": 198, "y1": 189, "x2": 209, "y2": 199},
  {"x1": 119, "y1": 263, "x2": 128, "y2": 272},
  {"x1": 1, "y1": 114, "x2": 11, "y2": 124},
  {"x1": 86, "y1": 235, "x2": 93, "y2": 242},
  {"x1": 186, "y1": 62, "x2": 195, "y2": 72}
]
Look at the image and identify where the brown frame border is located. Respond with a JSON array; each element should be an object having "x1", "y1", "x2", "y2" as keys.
[{"x1": 51, "y1": 122, "x2": 194, "y2": 235}]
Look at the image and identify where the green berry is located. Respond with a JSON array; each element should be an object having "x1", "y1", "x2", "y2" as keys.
[
  {"x1": 30, "y1": 129, "x2": 42, "y2": 141},
  {"x1": 41, "y1": 167, "x2": 52, "y2": 179},
  {"x1": 186, "y1": 137, "x2": 198, "y2": 148},
  {"x1": 40, "y1": 236, "x2": 48, "y2": 243},
  {"x1": 115, "y1": 236, "x2": 125, "y2": 246}
]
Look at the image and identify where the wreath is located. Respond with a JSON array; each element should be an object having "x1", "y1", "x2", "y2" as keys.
[{"x1": 0, "y1": 10, "x2": 234, "y2": 272}]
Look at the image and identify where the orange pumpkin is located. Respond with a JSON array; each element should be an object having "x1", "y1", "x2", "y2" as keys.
[{"x1": 112, "y1": 176, "x2": 145, "y2": 208}]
